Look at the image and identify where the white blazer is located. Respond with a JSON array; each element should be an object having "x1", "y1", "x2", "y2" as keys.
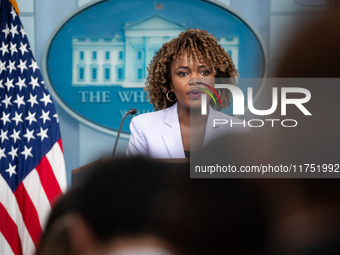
[{"x1": 126, "y1": 103, "x2": 250, "y2": 158}]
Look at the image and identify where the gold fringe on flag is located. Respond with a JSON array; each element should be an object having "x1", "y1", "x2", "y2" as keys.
[{"x1": 9, "y1": 0, "x2": 20, "y2": 16}]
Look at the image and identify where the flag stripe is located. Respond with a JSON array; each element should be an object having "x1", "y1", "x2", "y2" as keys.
[
  {"x1": 46, "y1": 141, "x2": 67, "y2": 193},
  {"x1": 0, "y1": 203, "x2": 23, "y2": 255},
  {"x1": 57, "y1": 139, "x2": 63, "y2": 152},
  {"x1": 35, "y1": 156, "x2": 62, "y2": 206},
  {"x1": 0, "y1": 231, "x2": 16, "y2": 255},
  {"x1": 23, "y1": 169, "x2": 52, "y2": 230},
  {"x1": 0, "y1": 175, "x2": 35, "y2": 255},
  {"x1": 14, "y1": 183, "x2": 42, "y2": 247}
]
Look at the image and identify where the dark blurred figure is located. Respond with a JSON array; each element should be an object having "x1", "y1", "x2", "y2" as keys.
[
  {"x1": 162, "y1": 169, "x2": 267, "y2": 255},
  {"x1": 192, "y1": 4, "x2": 340, "y2": 254},
  {"x1": 36, "y1": 157, "x2": 178, "y2": 255},
  {"x1": 265, "y1": 4, "x2": 340, "y2": 254},
  {"x1": 36, "y1": 156, "x2": 267, "y2": 255}
]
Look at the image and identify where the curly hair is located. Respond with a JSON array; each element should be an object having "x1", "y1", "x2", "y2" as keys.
[{"x1": 145, "y1": 28, "x2": 239, "y2": 110}]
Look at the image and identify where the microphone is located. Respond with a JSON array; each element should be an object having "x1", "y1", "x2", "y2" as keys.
[
  {"x1": 112, "y1": 108, "x2": 137, "y2": 157},
  {"x1": 128, "y1": 108, "x2": 137, "y2": 115}
]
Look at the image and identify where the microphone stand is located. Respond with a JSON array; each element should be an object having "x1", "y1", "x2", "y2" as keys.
[{"x1": 112, "y1": 108, "x2": 137, "y2": 157}]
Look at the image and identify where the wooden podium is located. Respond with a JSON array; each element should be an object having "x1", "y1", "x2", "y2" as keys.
[{"x1": 71, "y1": 158, "x2": 190, "y2": 185}]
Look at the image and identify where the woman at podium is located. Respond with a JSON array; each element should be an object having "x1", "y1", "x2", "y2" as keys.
[{"x1": 126, "y1": 28, "x2": 249, "y2": 158}]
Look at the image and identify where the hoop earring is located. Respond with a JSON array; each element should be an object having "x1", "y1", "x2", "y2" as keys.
[
  {"x1": 166, "y1": 90, "x2": 177, "y2": 102},
  {"x1": 216, "y1": 89, "x2": 221, "y2": 97}
]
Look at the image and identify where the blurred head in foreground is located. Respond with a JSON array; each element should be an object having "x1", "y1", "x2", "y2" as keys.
[
  {"x1": 36, "y1": 156, "x2": 266, "y2": 255},
  {"x1": 192, "y1": 7, "x2": 340, "y2": 254},
  {"x1": 265, "y1": 5, "x2": 340, "y2": 254},
  {"x1": 271, "y1": 6, "x2": 340, "y2": 164},
  {"x1": 36, "y1": 157, "x2": 177, "y2": 255}
]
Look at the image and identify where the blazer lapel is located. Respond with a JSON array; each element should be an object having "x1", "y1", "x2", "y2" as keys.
[{"x1": 161, "y1": 103, "x2": 185, "y2": 158}]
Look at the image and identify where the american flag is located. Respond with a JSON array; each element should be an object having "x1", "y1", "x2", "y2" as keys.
[{"x1": 0, "y1": 1, "x2": 67, "y2": 255}]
